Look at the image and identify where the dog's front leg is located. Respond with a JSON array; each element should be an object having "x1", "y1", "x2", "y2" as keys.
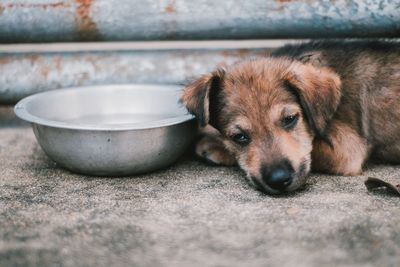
[
  {"x1": 311, "y1": 122, "x2": 369, "y2": 176},
  {"x1": 195, "y1": 125, "x2": 236, "y2": 166}
]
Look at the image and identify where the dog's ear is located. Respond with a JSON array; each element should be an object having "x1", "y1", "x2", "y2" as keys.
[
  {"x1": 181, "y1": 69, "x2": 225, "y2": 128},
  {"x1": 285, "y1": 63, "x2": 341, "y2": 139}
]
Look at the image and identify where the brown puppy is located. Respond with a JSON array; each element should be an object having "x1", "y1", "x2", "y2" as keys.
[{"x1": 181, "y1": 40, "x2": 400, "y2": 194}]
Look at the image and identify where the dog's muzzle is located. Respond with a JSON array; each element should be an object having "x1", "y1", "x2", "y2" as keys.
[{"x1": 257, "y1": 161, "x2": 294, "y2": 192}]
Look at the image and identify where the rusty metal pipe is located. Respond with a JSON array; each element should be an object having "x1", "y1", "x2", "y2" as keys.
[
  {"x1": 0, "y1": 0, "x2": 399, "y2": 43},
  {"x1": 0, "y1": 48, "x2": 272, "y2": 104}
]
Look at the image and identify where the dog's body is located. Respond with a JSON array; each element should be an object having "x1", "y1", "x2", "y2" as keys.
[{"x1": 182, "y1": 40, "x2": 400, "y2": 194}]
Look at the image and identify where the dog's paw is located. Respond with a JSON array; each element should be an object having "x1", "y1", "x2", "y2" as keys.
[{"x1": 195, "y1": 136, "x2": 236, "y2": 166}]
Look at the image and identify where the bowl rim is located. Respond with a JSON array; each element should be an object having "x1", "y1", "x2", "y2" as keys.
[{"x1": 14, "y1": 84, "x2": 195, "y2": 131}]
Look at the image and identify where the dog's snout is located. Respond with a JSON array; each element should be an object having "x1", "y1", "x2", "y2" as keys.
[{"x1": 261, "y1": 162, "x2": 293, "y2": 191}]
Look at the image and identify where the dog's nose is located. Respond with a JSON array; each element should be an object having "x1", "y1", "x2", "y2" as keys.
[{"x1": 261, "y1": 163, "x2": 293, "y2": 191}]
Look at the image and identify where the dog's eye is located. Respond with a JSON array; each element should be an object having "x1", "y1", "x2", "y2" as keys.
[
  {"x1": 231, "y1": 133, "x2": 250, "y2": 145},
  {"x1": 282, "y1": 114, "x2": 299, "y2": 129}
]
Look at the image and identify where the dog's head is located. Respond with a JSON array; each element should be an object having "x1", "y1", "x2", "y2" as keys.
[{"x1": 181, "y1": 58, "x2": 341, "y2": 194}]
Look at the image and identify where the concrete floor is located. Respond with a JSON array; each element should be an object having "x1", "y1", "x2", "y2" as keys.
[{"x1": 1, "y1": 106, "x2": 400, "y2": 267}]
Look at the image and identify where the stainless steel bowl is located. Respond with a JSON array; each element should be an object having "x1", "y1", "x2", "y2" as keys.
[{"x1": 14, "y1": 84, "x2": 196, "y2": 176}]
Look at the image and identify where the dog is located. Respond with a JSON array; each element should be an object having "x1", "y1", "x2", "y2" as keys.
[{"x1": 181, "y1": 40, "x2": 400, "y2": 194}]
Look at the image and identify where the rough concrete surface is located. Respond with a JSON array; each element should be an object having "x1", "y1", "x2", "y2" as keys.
[{"x1": 1, "y1": 106, "x2": 400, "y2": 267}]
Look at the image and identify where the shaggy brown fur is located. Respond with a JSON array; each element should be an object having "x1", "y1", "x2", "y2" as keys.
[{"x1": 181, "y1": 40, "x2": 400, "y2": 194}]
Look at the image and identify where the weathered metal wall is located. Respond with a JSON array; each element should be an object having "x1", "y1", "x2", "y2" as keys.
[
  {"x1": 0, "y1": 48, "x2": 271, "y2": 104},
  {"x1": 0, "y1": 0, "x2": 398, "y2": 42}
]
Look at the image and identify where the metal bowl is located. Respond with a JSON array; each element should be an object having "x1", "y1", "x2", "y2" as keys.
[{"x1": 14, "y1": 84, "x2": 196, "y2": 176}]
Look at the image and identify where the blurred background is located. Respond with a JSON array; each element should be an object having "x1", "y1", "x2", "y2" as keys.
[{"x1": 0, "y1": 0, "x2": 399, "y2": 104}]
